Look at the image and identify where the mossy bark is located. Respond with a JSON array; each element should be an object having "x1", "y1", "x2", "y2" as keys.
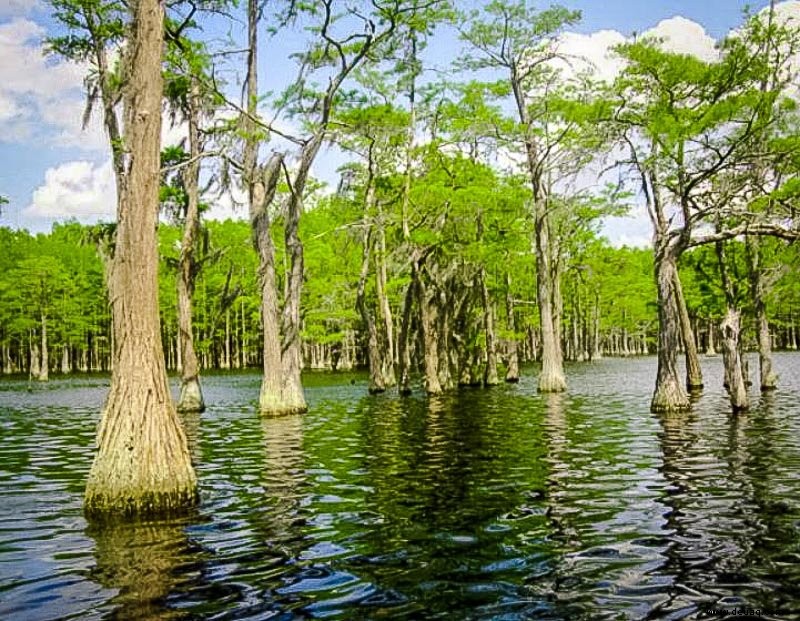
[
  {"x1": 650, "y1": 250, "x2": 690, "y2": 413},
  {"x1": 747, "y1": 238, "x2": 778, "y2": 391},
  {"x1": 175, "y1": 81, "x2": 204, "y2": 414},
  {"x1": 721, "y1": 308, "x2": 749, "y2": 411},
  {"x1": 356, "y1": 216, "x2": 394, "y2": 394},
  {"x1": 85, "y1": 0, "x2": 197, "y2": 517},
  {"x1": 673, "y1": 269, "x2": 703, "y2": 390},
  {"x1": 242, "y1": 0, "x2": 306, "y2": 416}
]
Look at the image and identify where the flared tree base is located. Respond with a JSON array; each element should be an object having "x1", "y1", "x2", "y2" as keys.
[
  {"x1": 259, "y1": 385, "x2": 308, "y2": 417},
  {"x1": 177, "y1": 378, "x2": 205, "y2": 413},
  {"x1": 650, "y1": 380, "x2": 691, "y2": 413},
  {"x1": 85, "y1": 387, "x2": 199, "y2": 519},
  {"x1": 538, "y1": 372, "x2": 567, "y2": 393},
  {"x1": 85, "y1": 484, "x2": 198, "y2": 520}
]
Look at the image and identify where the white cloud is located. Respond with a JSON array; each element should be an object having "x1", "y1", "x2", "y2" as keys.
[
  {"x1": 24, "y1": 159, "x2": 116, "y2": 219},
  {"x1": 643, "y1": 16, "x2": 719, "y2": 62},
  {"x1": 557, "y1": 30, "x2": 627, "y2": 83},
  {"x1": 0, "y1": 90, "x2": 20, "y2": 122},
  {"x1": 0, "y1": 18, "x2": 106, "y2": 151}
]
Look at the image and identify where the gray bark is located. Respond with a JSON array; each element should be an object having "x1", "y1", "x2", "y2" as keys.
[
  {"x1": 721, "y1": 308, "x2": 749, "y2": 411},
  {"x1": 38, "y1": 314, "x2": 48, "y2": 382},
  {"x1": 504, "y1": 273, "x2": 520, "y2": 382},
  {"x1": 480, "y1": 269, "x2": 499, "y2": 386},
  {"x1": 176, "y1": 81, "x2": 205, "y2": 413},
  {"x1": 673, "y1": 270, "x2": 703, "y2": 390},
  {"x1": 650, "y1": 247, "x2": 691, "y2": 413}
]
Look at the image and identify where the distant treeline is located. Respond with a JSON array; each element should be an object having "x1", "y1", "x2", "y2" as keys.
[{"x1": 2, "y1": 219, "x2": 798, "y2": 379}]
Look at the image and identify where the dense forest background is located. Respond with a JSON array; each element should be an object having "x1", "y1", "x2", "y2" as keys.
[{"x1": 2, "y1": 217, "x2": 798, "y2": 378}]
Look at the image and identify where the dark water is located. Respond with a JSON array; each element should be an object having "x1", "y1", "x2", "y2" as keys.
[{"x1": 1, "y1": 355, "x2": 800, "y2": 620}]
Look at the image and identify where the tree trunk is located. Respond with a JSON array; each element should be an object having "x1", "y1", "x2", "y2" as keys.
[
  {"x1": 592, "y1": 292, "x2": 602, "y2": 361},
  {"x1": 504, "y1": 273, "x2": 520, "y2": 382},
  {"x1": 277, "y1": 139, "x2": 322, "y2": 414},
  {"x1": 416, "y1": 274, "x2": 442, "y2": 395},
  {"x1": 85, "y1": 0, "x2": 197, "y2": 516},
  {"x1": 61, "y1": 343, "x2": 70, "y2": 374},
  {"x1": 356, "y1": 227, "x2": 388, "y2": 393},
  {"x1": 436, "y1": 284, "x2": 454, "y2": 391},
  {"x1": 398, "y1": 263, "x2": 417, "y2": 395},
  {"x1": 747, "y1": 239, "x2": 778, "y2": 391},
  {"x1": 250, "y1": 157, "x2": 286, "y2": 414},
  {"x1": 512, "y1": 69, "x2": 564, "y2": 391},
  {"x1": 720, "y1": 308, "x2": 749, "y2": 411},
  {"x1": 479, "y1": 269, "x2": 499, "y2": 386},
  {"x1": 374, "y1": 201, "x2": 395, "y2": 387},
  {"x1": 176, "y1": 82, "x2": 205, "y2": 413},
  {"x1": 535, "y1": 213, "x2": 566, "y2": 392},
  {"x1": 651, "y1": 247, "x2": 691, "y2": 413},
  {"x1": 30, "y1": 336, "x2": 40, "y2": 379},
  {"x1": 673, "y1": 269, "x2": 703, "y2": 390},
  {"x1": 38, "y1": 313, "x2": 49, "y2": 382},
  {"x1": 242, "y1": 0, "x2": 304, "y2": 415},
  {"x1": 705, "y1": 319, "x2": 716, "y2": 355}
]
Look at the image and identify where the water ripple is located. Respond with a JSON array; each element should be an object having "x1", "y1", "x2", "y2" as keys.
[{"x1": 1, "y1": 357, "x2": 800, "y2": 619}]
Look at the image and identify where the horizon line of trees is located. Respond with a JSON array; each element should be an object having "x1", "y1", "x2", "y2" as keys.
[{"x1": 2, "y1": 219, "x2": 799, "y2": 380}]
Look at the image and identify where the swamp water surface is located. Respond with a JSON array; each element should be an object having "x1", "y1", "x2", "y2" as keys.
[{"x1": 1, "y1": 355, "x2": 800, "y2": 620}]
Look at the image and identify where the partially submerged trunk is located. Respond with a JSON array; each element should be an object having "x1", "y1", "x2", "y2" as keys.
[
  {"x1": 277, "y1": 138, "x2": 324, "y2": 415},
  {"x1": 61, "y1": 343, "x2": 70, "y2": 374},
  {"x1": 720, "y1": 308, "x2": 749, "y2": 411},
  {"x1": 591, "y1": 292, "x2": 603, "y2": 361},
  {"x1": 176, "y1": 83, "x2": 205, "y2": 413},
  {"x1": 398, "y1": 258, "x2": 418, "y2": 395},
  {"x1": 242, "y1": 0, "x2": 305, "y2": 416},
  {"x1": 650, "y1": 246, "x2": 690, "y2": 413},
  {"x1": 356, "y1": 221, "x2": 393, "y2": 394},
  {"x1": 504, "y1": 273, "x2": 520, "y2": 382},
  {"x1": 249, "y1": 156, "x2": 287, "y2": 415},
  {"x1": 755, "y1": 303, "x2": 777, "y2": 391},
  {"x1": 535, "y1": 220, "x2": 566, "y2": 392},
  {"x1": 374, "y1": 201, "x2": 395, "y2": 388},
  {"x1": 38, "y1": 313, "x2": 48, "y2": 382},
  {"x1": 747, "y1": 238, "x2": 778, "y2": 391},
  {"x1": 85, "y1": 0, "x2": 197, "y2": 516},
  {"x1": 533, "y1": 211, "x2": 566, "y2": 392},
  {"x1": 416, "y1": 272, "x2": 443, "y2": 396},
  {"x1": 673, "y1": 269, "x2": 703, "y2": 390},
  {"x1": 29, "y1": 338, "x2": 40, "y2": 379},
  {"x1": 480, "y1": 269, "x2": 499, "y2": 386},
  {"x1": 705, "y1": 319, "x2": 717, "y2": 356}
]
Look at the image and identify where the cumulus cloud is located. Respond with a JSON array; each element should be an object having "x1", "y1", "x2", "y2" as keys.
[
  {"x1": 643, "y1": 16, "x2": 719, "y2": 62},
  {"x1": 24, "y1": 160, "x2": 116, "y2": 219},
  {"x1": 556, "y1": 30, "x2": 627, "y2": 83},
  {"x1": 0, "y1": 18, "x2": 106, "y2": 151}
]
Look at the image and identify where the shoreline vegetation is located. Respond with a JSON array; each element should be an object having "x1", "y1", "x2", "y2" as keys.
[{"x1": 2, "y1": 220, "x2": 799, "y2": 381}]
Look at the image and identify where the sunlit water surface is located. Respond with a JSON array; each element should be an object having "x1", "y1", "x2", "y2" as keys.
[{"x1": 1, "y1": 354, "x2": 800, "y2": 620}]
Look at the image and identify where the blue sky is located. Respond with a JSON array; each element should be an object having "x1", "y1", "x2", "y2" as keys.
[{"x1": 0, "y1": 0, "x2": 791, "y2": 244}]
